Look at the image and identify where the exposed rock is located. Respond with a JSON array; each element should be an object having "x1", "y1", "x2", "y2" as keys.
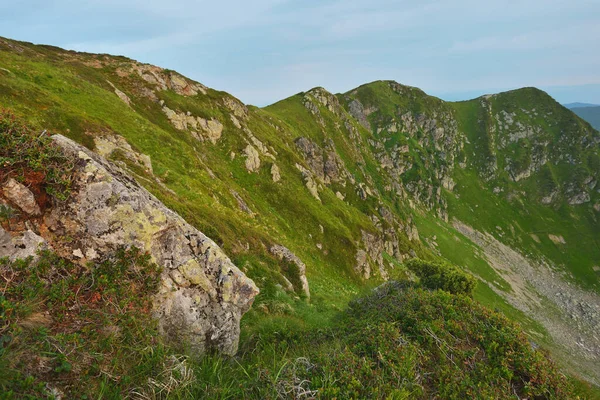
[
  {"x1": 269, "y1": 245, "x2": 310, "y2": 298},
  {"x1": 271, "y1": 163, "x2": 281, "y2": 183},
  {"x1": 2, "y1": 178, "x2": 41, "y2": 216},
  {"x1": 134, "y1": 64, "x2": 207, "y2": 96},
  {"x1": 294, "y1": 137, "x2": 346, "y2": 184},
  {"x1": 295, "y1": 164, "x2": 320, "y2": 201},
  {"x1": 355, "y1": 249, "x2": 370, "y2": 279},
  {"x1": 94, "y1": 134, "x2": 153, "y2": 174},
  {"x1": 347, "y1": 99, "x2": 372, "y2": 130},
  {"x1": 39, "y1": 135, "x2": 258, "y2": 355},
  {"x1": 161, "y1": 105, "x2": 223, "y2": 144},
  {"x1": 0, "y1": 227, "x2": 49, "y2": 261},
  {"x1": 335, "y1": 191, "x2": 345, "y2": 201},
  {"x1": 243, "y1": 145, "x2": 261, "y2": 173},
  {"x1": 548, "y1": 234, "x2": 566, "y2": 245},
  {"x1": 230, "y1": 189, "x2": 255, "y2": 217},
  {"x1": 106, "y1": 80, "x2": 131, "y2": 106},
  {"x1": 223, "y1": 97, "x2": 248, "y2": 119},
  {"x1": 568, "y1": 191, "x2": 590, "y2": 205}
]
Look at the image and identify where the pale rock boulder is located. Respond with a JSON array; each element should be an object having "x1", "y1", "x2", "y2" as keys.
[
  {"x1": 244, "y1": 145, "x2": 261, "y2": 173},
  {"x1": 2, "y1": 178, "x2": 41, "y2": 216},
  {"x1": 271, "y1": 163, "x2": 281, "y2": 183},
  {"x1": 42, "y1": 135, "x2": 258, "y2": 355},
  {"x1": 94, "y1": 134, "x2": 153, "y2": 174}
]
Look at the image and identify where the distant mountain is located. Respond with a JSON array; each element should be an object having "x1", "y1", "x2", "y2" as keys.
[
  {"x1": 563, "y1": 102, "x2": 599, "y2": 109},
  {"x1": 570, "y1": 105, "x2": 600, "y2": 130}
]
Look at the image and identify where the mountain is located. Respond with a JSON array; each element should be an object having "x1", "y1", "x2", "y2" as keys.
[
  {"x1": 564, "y1": 102, "x2": 600, "y2": 109},
  {"x1": 570, "y1": 106, "x2": 600, "y2": 131},
  {"x1": 0, "y1": 36, "x2": 599, "y2": 398}
]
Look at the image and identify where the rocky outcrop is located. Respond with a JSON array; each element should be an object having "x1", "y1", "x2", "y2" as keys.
[
  {"x1": 271, "y1": 163, "x2": 281, "y2": 183},
  {"x1": 295, "y1": 163, "x2": 320, "y2": 201},
  {"x1": 1, "y1": 135, "x2": 258, "y2": 355},
  {"x1": 294, "y1": 137, "x2": 347, "y2": 184},
  {"x1": 161, "y1": 105, "x2": 223, "y2": 144},
  {"x1": 243, "y1": 145, "x2": 261, "y2": 173},
  {"x1": 134, "y1": 64, "x2": 207, "y2": 96},
  {"x1": 269, "y1": 244, "x2": 310, "y2": 298},
  {"x1": 94, "y1": 134, "x2": 153, "y2": 174}
]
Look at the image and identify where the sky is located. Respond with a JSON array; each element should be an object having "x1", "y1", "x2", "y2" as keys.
[{"x1": 1, "y1": 0, "x2": 599, "y2": 106}]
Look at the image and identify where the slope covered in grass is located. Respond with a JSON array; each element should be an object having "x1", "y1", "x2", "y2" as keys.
[{"x1": 0, "y1": 36, "x2": 599, "y2": 392}]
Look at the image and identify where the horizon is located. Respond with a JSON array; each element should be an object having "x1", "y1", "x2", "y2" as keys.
[{"x1": 1, "y1": 1, "x2": 599, "y2": 107}]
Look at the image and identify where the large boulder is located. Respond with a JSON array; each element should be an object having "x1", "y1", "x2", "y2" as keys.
[{"x1": 17, "y1": 134, "x2": 258, "y2": 355}]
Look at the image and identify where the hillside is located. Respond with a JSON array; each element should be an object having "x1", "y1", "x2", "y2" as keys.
[
  {"x1": 570, "y1": 106, "x2": 600, "y2": 131},
  {"x1": 0, "y1": 36, "x2": 599, "y2": 397}
]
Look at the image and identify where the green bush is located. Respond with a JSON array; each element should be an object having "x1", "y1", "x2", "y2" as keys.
[
  {"x1": 0, "y1": 109, "x2": 73, "y2": 201},
  {"x1": 406, "y1": 258, "x2": 476, "y2": 296}
]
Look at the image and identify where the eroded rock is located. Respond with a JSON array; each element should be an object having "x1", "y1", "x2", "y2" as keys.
[
  {"x1": 38, "y1": 135, "x2": 258, "y2": 355},
  {"x1": 244, "y1": 145, "x2": 261, "y2": 173}
]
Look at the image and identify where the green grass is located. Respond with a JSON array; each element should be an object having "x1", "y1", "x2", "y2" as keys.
[{"x1": 0, "y1": 36, "x2": 599, "y2": 396}]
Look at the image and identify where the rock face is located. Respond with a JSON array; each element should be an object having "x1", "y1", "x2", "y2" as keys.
[
  {"x1": 243, "y1": 145, "x2": 261, "y2": 173},
  {"x1": 269, "y1": 244, "x2": 310, "y2": 298},
  {"x1": 3, "y1": 135, "x2": 259, "y2": 355}
]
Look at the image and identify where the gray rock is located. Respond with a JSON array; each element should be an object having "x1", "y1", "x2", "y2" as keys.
[
  {"x1": 0, "y1": 227, "x2": 49, "y2": 261},
  {"x1": 41, "y1": 135, "x2": 259, "y2": 355}
]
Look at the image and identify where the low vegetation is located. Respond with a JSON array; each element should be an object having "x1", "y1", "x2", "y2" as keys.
[{"x1": 0, "y1": 249, "x2": 581, "y2": 399}]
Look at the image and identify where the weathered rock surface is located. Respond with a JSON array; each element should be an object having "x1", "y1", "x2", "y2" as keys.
[
  {"x1": 3, "y1": 135, "x2": 259, "y2": 355},
  {"x1": 2, "y1": 178, "x2": 41, "y2": 216},
  {"x1": 269, "y1": 244, "x2": 310, "y2": 298},
  {"x1": 161, "y1": 105, "x2": 223, "y2": 144},
  {"x1": 0, "y1": 227, "x2": 49, "y2": 262},
  {"x1": 244, "y1": 145, "x2": 261, "y2": 173},
  {"x1": 94, "y1": 134, "x2": 153, "y2": 174},
  {"x1": 271, "y1": 163, "x2": 281, "y2": 182}
]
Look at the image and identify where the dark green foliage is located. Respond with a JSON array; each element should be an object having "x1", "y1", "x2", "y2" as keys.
[
  {"x1": 0, "y1": 109, "x2": 73, "y2": 201},
  {"x1": 406, "y1": 258, "x2": 477, "y2": 296},
  {"x1": 183, "y1": 282, "x2": 574, "y2": 399}
]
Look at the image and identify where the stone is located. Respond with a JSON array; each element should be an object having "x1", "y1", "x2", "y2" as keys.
[
  {"x1": 94, "y1": 134, "x2": 153, "y2": 174},
  {"x1": 269, "y1": 244, "x2": 310, "y2": 298},
  {"x1": 271, "y1": 163, "x2": 281, "y2": 183},
  {"x1": 230, "y1": 189, "x2": 255, "y2": 217},
  {"x1": 2, "y1": 178, "x2": 41, "y2": 216},
  {"x1": 244, "y1": 145, "x2": 261, "y2": 173},
  {"x1": 0, "y1": 227, "x2": 49, "y2": 262},
  {"x1": 40, "y1": 135, "x2": 258, "y2": 355}
]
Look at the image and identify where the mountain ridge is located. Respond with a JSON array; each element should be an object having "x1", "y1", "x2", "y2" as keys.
[{"x1": 0, "y1": 35, "x2": 599, "y2": 395}]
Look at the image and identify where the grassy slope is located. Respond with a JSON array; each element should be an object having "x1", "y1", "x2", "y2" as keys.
[{"x1": 0, "y1": 38, "x2": 599, "y2": 396}]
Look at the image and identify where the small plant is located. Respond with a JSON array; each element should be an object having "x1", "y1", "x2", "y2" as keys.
[
  {"x1": 0, "y1": 109, "x2": 74, "y2": 202},
  {"x1": 0, "y1": 204, "x2": 18, "y2": 229}
]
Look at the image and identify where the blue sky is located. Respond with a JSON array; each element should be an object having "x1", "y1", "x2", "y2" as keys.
[{"x1": 1, "y1": 0, "x2": 599, "y2": 106}]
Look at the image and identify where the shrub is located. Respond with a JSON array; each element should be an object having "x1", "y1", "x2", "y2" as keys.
[
  {"x1": 406, "y1": 258, "x2": 476, "y2": 296},
  {"x1": 0, "y1": 109, "x2": 73, "y2": 201}
]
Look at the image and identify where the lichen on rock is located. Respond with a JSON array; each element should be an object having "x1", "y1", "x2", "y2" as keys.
[{"x1": 1, "y1": 134, "x2": 259, "y2": 356}]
